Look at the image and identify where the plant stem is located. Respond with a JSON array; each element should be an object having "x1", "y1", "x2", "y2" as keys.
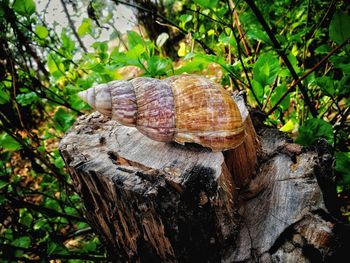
[
  {"x1": 60, "y1": 0, "x2": 88, "y2": 53},
  {"x1": 113, "y1": 0, "x2": 216, "y2": 55},
  {"x1": 244, "y1": 0, "x2": 317, "y2": 117},
  {"x1": 228, "y1": 1, "x2": 261, "y2": 107},
  {"x1": 267, "y1": 37, "x2": 350, "y2": 116},
  {"x1": 8, "y1": 196, "x2": 85, "y2": 222}
]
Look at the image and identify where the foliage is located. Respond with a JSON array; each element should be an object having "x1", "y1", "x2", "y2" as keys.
[{"x1": 0, "y1": 0, "x2": 349, "y2": 261}]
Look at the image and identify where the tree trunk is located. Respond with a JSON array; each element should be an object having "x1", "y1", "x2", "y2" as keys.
[{"x1": 59, "y1": 111, "x2": 344, "y2": 263}]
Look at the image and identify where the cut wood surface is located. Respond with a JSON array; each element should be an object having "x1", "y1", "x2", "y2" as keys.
[{"x1": 59, "y1": 112, "x2": 344, "y2": 263}]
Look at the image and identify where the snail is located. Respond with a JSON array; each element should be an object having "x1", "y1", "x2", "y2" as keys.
[{"x1": 78, "y1": 74, "x2": 247, "y2": 151}]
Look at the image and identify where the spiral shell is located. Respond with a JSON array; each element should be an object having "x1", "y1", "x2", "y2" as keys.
[{"x1": 78, "y1": 74, "x2": 245, "y2": 151}]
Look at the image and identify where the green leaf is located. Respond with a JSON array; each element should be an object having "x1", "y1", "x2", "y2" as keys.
[
  {"x1": 0, "y1": 89, "x2": 10, "y2": 104},
  {"x1": 82, "y1": 240, "x2": 97, "y2": 252},
  {"x1": 240, "y1": 12, "x2": 271, "y2": 44},
  {"x1": 295, "y1": 119, "x2": 334, "y2": 146},
  {"x1": 127, "y1": 31, "x2": 143, "y2": 49},
  {"x1": 280, "y1": 120, "x2": 295, "y2": 133},
  {"x1": 111, "y1": 44, "x2": 146, "y2": 68},
  {"x1": 145, "y1": 56, "x2": 171, "y2": 77},
  {"x1": 11, "y1": 236, "x2": 31, "y2": 248},
  {"x1": 126, "y1": 46, "x2": 145, "y2": 62},
  {"x1": 0, "y1": 194, "x2": 6, "y2": 205},
  {"x1": 91, "y1": 41, "x2": 109, "y2": 61},
  {"x1": 179, "y1": 14, "x2": 193, "y2": 28},
  {"x1": 314, "y1": 44, "x2": 332, "y2": 55},
  {"x1": 54, "y1": 156, "x2": 65, "y2": 169},
  {"x1": 315, "y1": 76, "x2": 335, "y2": 96},
  {"x1": 47, "y1": 241, "x2": 68, "y2": 256},
  {"x1": 251, "y1": 79, "x2": 264, "y2": 104},
  {"x1": 53, "y1": 108, "x2": 76, "y2": 132},
  {"x1": 19, "y1": 208, "x2": 33, "y2": 227},
  {"x1": 16, "y1": 92, "x2": 39, "y2": 106},
  {"x1": 78, "y1": 18, "x2": 92, "y2": 36},
  {"x1": 12, "y1": 0, "x2": 36, "y2": 16},
  {"x1": 0, "y1": 180, "x2": 9, "y2": 189},
  {"x1": 45, "y1": 198, "x2": 60, "y2": 211},
  {"x1": 34, "y1": 218, "x2": 48, "y2": 230},
  {"x1": 253, "y1": 52, "x2": 280, "y2": 87},
  {"x1": 193, "y1": 0, "x2": 219, "y2": 8},
  {"x1": 337, "y1": 63, "x2": 350, "y2": 74},
  {"x1": 61, "y1": 32, "x2": 75, "y2": 54},
  {"x1": 287, "y1": 54, "x2": 300, "y2": 74},
  {"x1": 91, "y1": 41, "x2": 108, "y2": 53},
  {"x1": 35, "y1": 25, "x2": 48, "y2": 39},
  {"x1": 0, "y1": 133, "x2": 22, "y2": 151},
  {"x1": 339, "y1": 74, "x2": 350, "y2": 95},
  {"x1": 47, "y1": 53, "x2": 64, "y2": 75},
  {"x1": 329, "y1": 11, "x2": 350, "y2": 45},
  {"x1": 270, "y1": 83, "x2": 290, "y2": 111},
  {"x1": 336, "y1": 152, "x2": 350, "y2": 185},
  {"x1": 218, "y1": 33, "x2": 235, "y2": 45},
  {"x1": 175, "y1": 54, "x2": 209, "y2": 73},
  {"x1": 0, "y1": 5, "x2": 4, "y2": 18}
]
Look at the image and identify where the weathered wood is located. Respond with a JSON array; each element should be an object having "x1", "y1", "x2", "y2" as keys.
[
  {"x1": 59, "y1": 112, "x2": 238, "y2": 262},
  {"x1": 224, "y1": 92, "x2": 260, "y2": 189},
  {"x1": 59, "y1": 112, "x2": 343, "y2": 263},
  {"x1": 227, "y1": 128, "x2": 340, "y2": 262},
  {"x1": 224, "y1": 114, "x2": 260, "y2": 189}
]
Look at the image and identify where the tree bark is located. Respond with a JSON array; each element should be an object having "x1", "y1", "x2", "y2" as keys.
[{"x1": 59, "y1": 111, "x2": 344, "y2": 262}]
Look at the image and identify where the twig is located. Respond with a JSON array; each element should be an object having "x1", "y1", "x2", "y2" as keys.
[
  {"x1": 302, "y1": 0, "x2": 312, "y2": 69},
  {"x1": 8, "y1": 196, "x2": 85, "y2": 222},
  {"x1": 60, "y1": 0, "x2": 88, "y2": 53},
  {"x1": 309, "y1": 0, "x2": 338, "y2": 40},
  {"x1": 262, "y1": 77, "x2": 278, "y2": 111},
  {"x1": 228, "y1": 1, "x2": 261, "y2": 107},
  {"x1": 0, "y1": 117, "x2": 68, "y2": 182},
  {"x1": 244, "y1": 0, "x2": 317, "y2": 117},
  {"x1": 3, "y1": 5, "x2": 49, "y2": 77},
  {"x1": 113, "y1": 0, "x2": 216, "y2": 55},
  {"x1": 65, "y1": 227, "x2": 93, "y2": 239},
  {"x1": 232, "y1": 5, "x2": 250, "y2": 56},
  {"x1": 9, "y1": 58, "x2": 26, "y2": 130},
  {"x1": 267, "y1": 37, "x2": 350, "y2": 116},
  {"x1": 0, "y1": 243, "x2": 106, "y2": 261},
  {"x1": 183, "y1": 7, "x2": 228, "y2": 27}
]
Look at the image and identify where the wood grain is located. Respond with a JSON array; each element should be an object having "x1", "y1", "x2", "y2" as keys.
[{"x1": 59, "y1": 111, "x2": 342, "y2": 263}]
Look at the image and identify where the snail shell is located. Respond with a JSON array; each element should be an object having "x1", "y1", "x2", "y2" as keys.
[{"x1": 78, "y1": 74, "x2": 246, "y2": 151}]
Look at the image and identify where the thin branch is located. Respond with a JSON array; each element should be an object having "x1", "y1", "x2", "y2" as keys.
[
  {"x1": 338, "y1": 108, "x2": 350, "y2": 135},
  {"x1": 267, "y1": 37, "x2": 350, "y2": 116},
  {"x1": 0, "y1": 118, "x2": 68, "y2": 182},
  {"x1": 3, "y1": 5, "x2": 49, "y2": 77},
  {"x1": 8, "y1": 196, "x2": 85, "y2": 222},
  {"x1": 183, "y1": 7, "x2": 228, "y2": 27},
  {"x1": 113, "y1": 0, "x2": 216, "y2": 55},
  {"x1": 244, "y1": 0, "x2": 317, "y2": 117},
  {"x1": 262, "y1": 77, "x2": 278, "y2": 111},
  {"x1": 0, "y1": 243, "x2": 106, "y2": 262},
  {"x1": 309, "y1": 0, "x2": 338, "y2": 40},
  {"x1": 60, "y1": 0, "x2": 88, "y2": 53},
  {"x1": 64, "y1": 227, "x2": 93, "y2": 239},
  {"x1": 24, "y1": 77, "x2": 82, "y2": 114},
  {"x1": 228, "y1": 1, "x2": 261, "y2": 107},
  {"x1": 302, "y1": 0, "x2": 312, "y2": 69}
]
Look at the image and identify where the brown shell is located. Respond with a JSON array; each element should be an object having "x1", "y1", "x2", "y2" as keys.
[
  {"x1": 131, "y1": 77, "x2": 176, "y2": 142},
  {"x1": 78, "y1": 74, "x2": 245, "y2": 151},
  {"x1": 165, "y1": 75, "x2": 245, "y2": 151}
]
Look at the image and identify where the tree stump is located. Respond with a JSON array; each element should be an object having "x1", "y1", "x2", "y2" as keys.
[{"x1": 59, "y1": 112, "x2": 344, "y2": 262}]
